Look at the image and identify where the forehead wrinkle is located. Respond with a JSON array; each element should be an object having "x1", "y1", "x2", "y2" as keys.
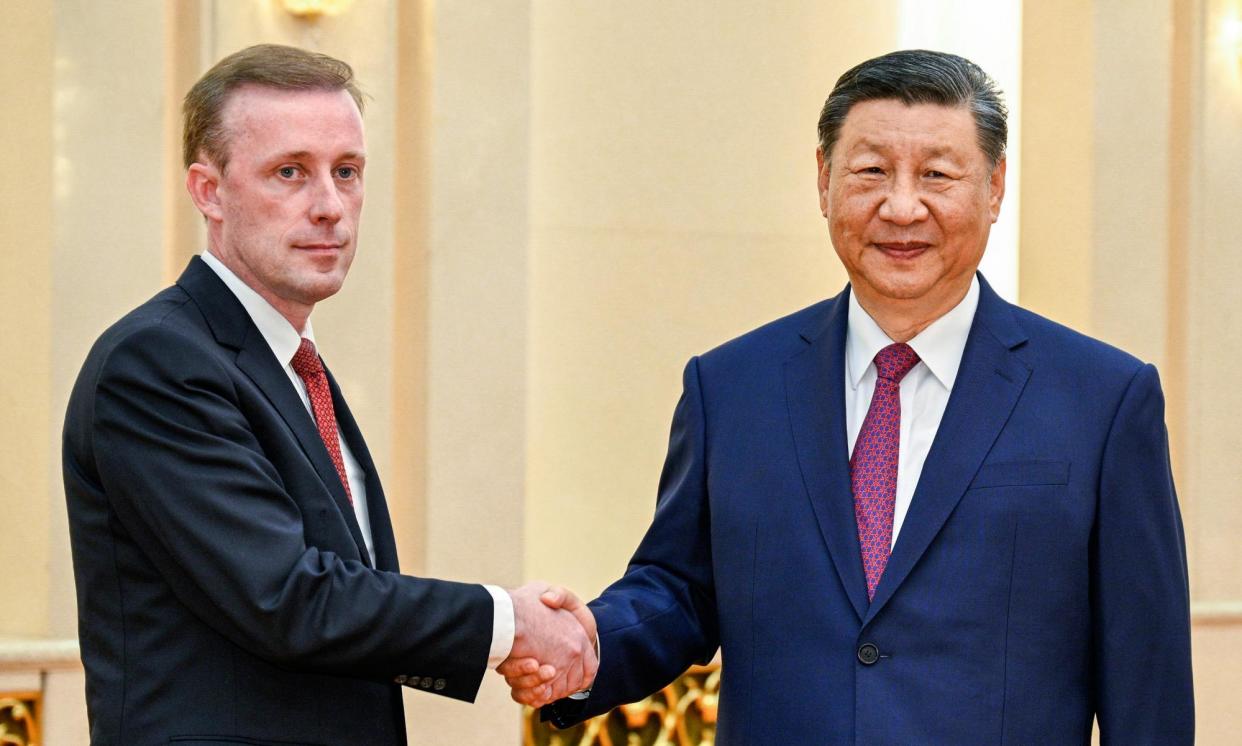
[{"x1": 842, "y1": 135, "x2": 971, "y2": 169}]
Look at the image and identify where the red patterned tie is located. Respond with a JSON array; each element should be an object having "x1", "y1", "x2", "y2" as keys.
[
  {"x1": 290, "y1": 338, "x2": 352, "y2": 504},
  {"x1": 852, "y1": 342, "x2": 920, "y2": 601}
]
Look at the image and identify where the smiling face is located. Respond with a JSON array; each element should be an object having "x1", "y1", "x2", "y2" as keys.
[
  {"x1": 818, "y1": 99, "x2": 1004, "y2": 324},
  {"x1": 187, "y1": 85, "x2": 366, "y2": 329}
]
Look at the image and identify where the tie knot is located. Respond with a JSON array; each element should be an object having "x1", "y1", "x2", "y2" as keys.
[
  {"x1": 874, "y1": 342, "x2": 920, "y2": 383},
  {"x1": 290, "y1": 338, "x2": 323, "y2": 380}
]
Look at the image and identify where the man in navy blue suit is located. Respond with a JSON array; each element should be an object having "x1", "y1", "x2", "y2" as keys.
[
  {"x1": 502, "y1": 50, "x2": 1194, "y2": 743},
  {"x1": 63, "y1": 44, "x2": 595, "y2": 745}
]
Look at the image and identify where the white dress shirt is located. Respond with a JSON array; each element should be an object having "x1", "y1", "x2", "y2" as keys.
[
  {"x1": 845, "y1": 276, "x2": 980, "y2": 548},
  {"x1": 201, "y1": 251, "x2": 514, "y2": 667}
]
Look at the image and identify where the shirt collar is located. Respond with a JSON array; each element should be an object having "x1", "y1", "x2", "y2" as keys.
[
  {"x1": 200, "y1": 250, "x2": 316, "y2": 368},
  {"x1": 846, "y1": 275, "x2": 979, "y2": 391}
]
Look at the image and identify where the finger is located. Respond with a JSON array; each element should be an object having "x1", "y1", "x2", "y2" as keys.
[
  {"x1": 504, "y1": 667, "x2": 555, "y2": 689},
  {"x1": 582, "y1": 642, "x2": 599, "y2": 689},
  {"x1": 561, "y1": 653, "x2": 585, "y2": 697},
  {"x1": 497, "y1": 657, "x2": 539, "y2": 677},
  {"x1": 501, "y1": 658, "x2": 553, "y2": 682},
  {"x1": 511, "y1": 683, "x2": 551, "y2": 707},
  {"x1": 543, "y1": 589, "x2": 597, "y2": 641}
]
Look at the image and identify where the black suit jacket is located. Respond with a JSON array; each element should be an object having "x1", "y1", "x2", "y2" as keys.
[{"x1": 63, "y1": 257, "x2": 494, "y2": 745}]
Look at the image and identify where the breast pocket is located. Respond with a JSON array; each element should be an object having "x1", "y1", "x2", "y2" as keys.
[{"x1": 969, "y1": 459, "x2": 1070, "y2": 489}]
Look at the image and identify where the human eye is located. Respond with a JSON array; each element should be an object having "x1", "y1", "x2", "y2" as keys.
[
  {"x1": 334, "y1": 165, "x2": 358, "y2": 180},
  {"x1": 925, "y1": 169, "x2": 947, "y2": 178},
  {"x1": 276, "y1": 165, "x2": 301, "y2": 179}
]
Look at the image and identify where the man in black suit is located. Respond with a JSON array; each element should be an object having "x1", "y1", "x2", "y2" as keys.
[{"x1": 63, "y1": 44, "x2": 595, "y2": 745}]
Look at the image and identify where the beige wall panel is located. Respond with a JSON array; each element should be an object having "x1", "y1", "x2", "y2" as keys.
[
  {"x1": 526, "y1": 1, "x2": 896, "y2": 594},
  {"x1": 1187, "y1": 0, "x2": 1242, "y2": 602},
  {"x1": 402, "y1": 1, "x2": 533, "y2": 742},
  {"x1": 42, "y1": 668, "x2": 88, "y2": 746},
  {"x1": 1089, "y1": 0, "x2": 1172, "y2": 370},
  {"x1": 1192, "y1": 620, "x2": 1242, "y2": 741},
  {"x1": 419, "y1": 0, "x2": 530, "y2": 589},
  {"x1": 390, "y1": 0, "x2": 434, "y2": 575},
  {"x1": 529, "y1": 1, "x2": 893, "y2": 241},
  {"x1": 0, "y1": 0, "x2": 54, "y2": 638},
  {"x1": 1019, "y1": 0, "x2": 1094, "y2": 331},
  {"x1": 528, "y1": 228, "x2": 841, "y2": 595}
]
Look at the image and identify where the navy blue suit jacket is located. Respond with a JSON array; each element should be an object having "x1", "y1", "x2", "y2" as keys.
[
  {"x1": 63, "y1": 258, "x2": 494, "y2": 745},
  {"x1": 545, "y1": 276, "x2": 1193, "y2": 744}
]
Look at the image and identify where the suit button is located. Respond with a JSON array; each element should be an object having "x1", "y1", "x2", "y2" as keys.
[
  {"x1": 393, "y1": 674, "x2": 408, "y2": 685},
  {"x1": 420, "y1": 676, "x2": 433, "y2": 689},
  {"x1": 857, "y1": 643, "x2": 880, "y2": 665},
  {"x1": 434, "y1": 678, "x2": 446, "y2": 691}
]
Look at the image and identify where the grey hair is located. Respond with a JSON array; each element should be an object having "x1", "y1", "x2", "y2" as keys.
[{"x1": 817, "y1": 49, "x2": 1007, "y2": 167}]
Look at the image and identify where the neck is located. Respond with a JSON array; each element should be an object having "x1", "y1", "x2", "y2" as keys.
[
  {"x1": 205, "y1": 247, "x2": 312, "y2": 334},
  {"x1": 853, "y1": 281, "x2": 971, "y2": 343}
]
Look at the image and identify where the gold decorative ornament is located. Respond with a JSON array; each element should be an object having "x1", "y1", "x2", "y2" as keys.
[
  {"x1": 0, "y1": 693, "x2": 40, "y2": 746},
  {"x1": 524, "y1": 665, "x2": 719, "y2": 746}
]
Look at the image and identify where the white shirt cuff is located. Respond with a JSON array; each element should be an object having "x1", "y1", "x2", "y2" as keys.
[{"x1": 484, "y1": 584, "x2": 515, "y2": 669}]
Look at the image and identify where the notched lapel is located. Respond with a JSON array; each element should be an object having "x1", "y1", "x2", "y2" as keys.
[
  {"x1": 178, "y1": 259, "x2": 373, "y2": 567},
  {"x1": 865, "y1": 282, "x2": 1031, "y2": 622},
  {"x1": 234, "y1": 339, "x2": 374, "y2": 567},
  {"x1": 784, "y1": 291, "x2": 869, "y2": 622}
]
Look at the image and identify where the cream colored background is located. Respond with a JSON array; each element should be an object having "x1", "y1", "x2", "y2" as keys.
[{"x1": 2, "y1": 0, "x2": 1239, "y2": 743}]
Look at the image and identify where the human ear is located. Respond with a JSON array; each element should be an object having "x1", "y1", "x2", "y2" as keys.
[
  {"x1": 988, "y1": 157, "x2": 1007, "y2": 223},
  {"x1": 816, "y1": 147, "x2": 831, "y2": 218},
  {"x1": 185, "y1": 162, "x2": 223, "y2": 222}
]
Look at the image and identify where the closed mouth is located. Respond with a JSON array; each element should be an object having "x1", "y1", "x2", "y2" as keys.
[{"x1": 872, "y1": 241, "x2": 931, "y2": 257}]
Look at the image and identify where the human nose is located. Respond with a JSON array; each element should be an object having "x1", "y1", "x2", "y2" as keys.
[
  {"x1": 308, "y1": 173, "x2": 344, "y2": 223},
  {"x1": 876, "y1": 174, "x2": 929, "y2": 225}
]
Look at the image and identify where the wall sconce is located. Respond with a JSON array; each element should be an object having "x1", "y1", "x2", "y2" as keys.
[{"x1": 281, "y1": 0, "x2": 353, "y2": 18}]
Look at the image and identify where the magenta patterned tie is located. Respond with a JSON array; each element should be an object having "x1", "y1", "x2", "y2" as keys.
[
  {"x1": 852, "y1": 342, "x2": 921, "y2": 601},
  {"x1": 290, "y1": 338, "x2": 353, "y2": 504}
]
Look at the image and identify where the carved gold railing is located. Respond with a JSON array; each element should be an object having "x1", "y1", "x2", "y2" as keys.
[
  {"x1": 0, "y1": 692, "x2": 39, "y2": 746},
  {"x1": 524, "y1": 664, "x2": 719, "y2": 746}
]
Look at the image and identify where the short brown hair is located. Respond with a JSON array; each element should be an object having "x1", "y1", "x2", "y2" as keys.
[{"x1": 182, "y1": 43, "x2": 365, "y2": 170}]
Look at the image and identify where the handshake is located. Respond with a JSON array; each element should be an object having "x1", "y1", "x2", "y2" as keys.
[{"x1": 499, "y1": 582, "x2": 598, "y2": 708}]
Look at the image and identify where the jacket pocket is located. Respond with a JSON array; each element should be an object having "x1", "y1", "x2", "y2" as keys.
[{"x1": 969, "y1": 459, "x2": 1070, "y2": 489}]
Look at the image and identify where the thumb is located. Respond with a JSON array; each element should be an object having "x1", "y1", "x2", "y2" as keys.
[
  {"x1": 539, "y1": 586, "x2": 574, "y2": 609},
  {"x1": 543, "y1": 587, "x2": 597, "y2": 643}
]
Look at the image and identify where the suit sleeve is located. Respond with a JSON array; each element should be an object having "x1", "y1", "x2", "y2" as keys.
[
  {"x1": 544, "y1": 356, "x2": 720, "y2": 727},
  {"x1": 89, "y1": 324, "x2": 493, "y2": 702},
  {"x1": 1093, "y1": 363, "x2": 1194, "y2": 743}
]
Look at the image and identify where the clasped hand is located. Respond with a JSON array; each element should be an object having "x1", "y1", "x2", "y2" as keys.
[{"x1": 499, "y1": 583, "x2": 597, "y2": 708}]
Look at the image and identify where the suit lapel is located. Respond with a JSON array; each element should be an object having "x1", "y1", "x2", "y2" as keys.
[
  {"x1": 177, "y1": 258, "x2": 372, "y2": 566},
  {"x1": 864, "y1": 277, "x2": 1031, "y2": 623},
  {"x1": 326, "y1": 368, "x2": 400, "y2": 572},
  {"x1": 785, "y1": 289, "x2": 870, "y2": 622}
]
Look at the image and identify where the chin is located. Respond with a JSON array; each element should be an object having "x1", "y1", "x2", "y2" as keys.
[
  {"x1": 295, "y1": 277, "x2": 347, "y2": 304},
  {"x1": 861, "y1": 273, "x2": 937, "y2": 302}
]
